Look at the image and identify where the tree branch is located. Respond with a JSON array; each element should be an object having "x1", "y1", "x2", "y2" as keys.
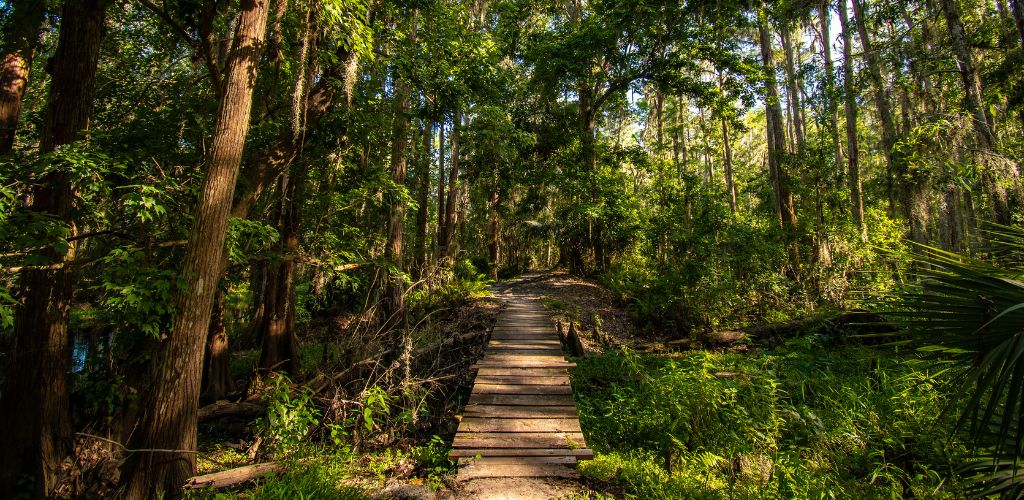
[{"x1": 134, "y1": 0, "x2": 196, "y2": 47}]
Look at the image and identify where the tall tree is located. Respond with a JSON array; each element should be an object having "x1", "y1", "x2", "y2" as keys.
[
  {"x1": 819, "y1": 2, "x2": 844, "y2": 174},
  {"x1": 0, "y1": 0, "x2": 108, "y2": 496},
  {"x1": 851, "y1": 0, "x2": 918, "y2": 238},
  {"x1": 383, "y1": 13, "x2": 417, "y2": 334},
  {"x1": 0, "y1": 0, "x2": 46, "y2": 153},
  {"x1": 721, "y1": 116, "x2": 737, "y2": 214},
  {"x1": 257, "y1": 3, "x2": 318, "y2": 376},
  {"x1": 759, "y1": 3, "x2": 800, "y2": 273},
  {"x1": 122, "y1": 0, "x2": 270, "y2": 496},
  {"x1": 414, "y1": 118, "x2": 432, "y2": 279},
  {"x1": 939, "y1": 0, "x2": 1012, "y2": 225},
  {"x1": 839, "y1": 0, "x2": 866, "y2": 240},
  {"x1": 780, "y1": 24, "x2": 805, "y2": 152}
]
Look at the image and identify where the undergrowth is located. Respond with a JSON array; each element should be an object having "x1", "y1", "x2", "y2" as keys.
[{"x1": 572, "y1": 337, "x2": 967, "y2": 498}]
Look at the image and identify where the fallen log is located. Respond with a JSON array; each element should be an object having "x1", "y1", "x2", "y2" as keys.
[
  {"x1": 197, "y1": 401, "x2": 267, "y2": 422},
  {"x1": 183, "y1": 462, "x2": 283, "y2": 490},
  {"x1": 706, "y1": 311, "x2": 895, "y2": 348}
]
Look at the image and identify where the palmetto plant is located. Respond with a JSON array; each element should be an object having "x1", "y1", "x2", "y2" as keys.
[{"x1": 894, "y1": 225, "x2": 1024, "y2": 496}]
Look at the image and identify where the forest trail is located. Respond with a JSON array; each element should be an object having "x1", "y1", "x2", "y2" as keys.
[{"x1": 450, "y1": 280, "x2": 594, "y2": 487}]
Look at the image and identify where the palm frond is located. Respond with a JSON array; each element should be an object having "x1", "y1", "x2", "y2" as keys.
[{"x1": 893, "y1": 228, "x2": 1024, "y2": 475}]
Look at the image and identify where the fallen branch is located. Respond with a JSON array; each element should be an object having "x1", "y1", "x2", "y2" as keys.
[
  {"x1": 197, "y1": 401, "x2": 267, "y2": 422},
  {"x1": 183, "y1": 462, "x2": 283, "y2": 490}
]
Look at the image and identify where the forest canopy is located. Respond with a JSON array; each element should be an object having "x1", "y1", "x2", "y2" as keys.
[{"x1": 1, "y1": 0, "x2": 1024, "y2": 497}]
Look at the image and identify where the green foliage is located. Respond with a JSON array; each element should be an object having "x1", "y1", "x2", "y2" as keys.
[
  {"x1": 573, "y1": 341, "x2": 968, "y2": 498},
  {"x1": 891, "y1": 225, "x2": 1024, "y2": 496},
  {"x1": 190, "y1": 450, "x2": 367, "y2": 500},
  {"x1": 93, "y1": 246, "x2": 182, "y2": 339},
  {"x1": 256, "y1": 374, "x2": 322, "y2": 458},
  {"x1": 410, "y1": 435, "x2": 455, "y2": 491}
]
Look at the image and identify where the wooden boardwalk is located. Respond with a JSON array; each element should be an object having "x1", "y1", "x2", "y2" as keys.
[{"x1": 451, "y1": 295, "x2": 593, "y2": 480}]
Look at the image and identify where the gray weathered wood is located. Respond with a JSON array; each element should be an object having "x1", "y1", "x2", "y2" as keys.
[
  {"x1": 452, "y1": 295, "x2": 593, "y2": 472},
  {"x1": 462, "y1": 404, "x2": 578, "y2": 418},
  {"x1": 471, "y1": 383, "x2": 573, "y2": 395},
  {"x1": 458, "y1": 417, "x2": 582, "y2": 433}
]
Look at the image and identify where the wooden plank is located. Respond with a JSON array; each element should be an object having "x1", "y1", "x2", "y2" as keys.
[
  {"x1": 489, "y1": 331, "x2": 557, "y2": 336},
  {"x1": 471, "y1": 383, "x2": 573, "y2": 395},
  {"x1": 462, "y1": 404, "x2": 578, "y2": 419},
  {"x1": 449, "y1": 448, "x2": 595, "y2": 459},
  {"x1": 485, "y1": 348, "x2": 565, "y2": 354},
  {"x1": 489, "y1": 340, "x2": 561, "y2": 347},
  {"x1": 479, "y1": 354, "x2": 566, "y2": 362},
  {"x1": 458, "y1": 456, "x2": 576, "y2": 465},
  {"x1": 474, "y1": 375, "x2": 570, "y2": 386},
  {"x1": 475, "y1": 367, "x2": 568, "y2": 377},
  {"x1": 458, "y1": 417, "x2": 582, "y2": 433},
  {"x1": 486, "y1": 344, "x2": 562, "y2": 350},
  {"x1": 472, "y1": 362, "x2": 576, "y2": 369},
  {"x1": 489, "y1": 335, "x2": 559, "y2": 341},
  {"x1": 468, "y1": 394, "x2": 576, "y2": 406},
  {"x1": 457, "y1": 463, "x2": 578, "y2": 480},
  {"x1": 494, "y1": 326, "x2": 553, "y2": 329},
  {"x1": 453, "y1": 432, "x2": 586, "y2": 449}
]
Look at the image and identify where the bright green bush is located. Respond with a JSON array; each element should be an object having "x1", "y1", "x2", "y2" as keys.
[{"x1": 572, "y1": 340, "x2": 967, "y2": 498}]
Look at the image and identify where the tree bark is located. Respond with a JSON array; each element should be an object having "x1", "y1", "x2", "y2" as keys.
[
  {"x1": 853, "y1": 0, "x2": 925, "y2": 240},
  {"x1": 819, "y1": 2, "x2": 844, "y2": 178},
  {"x1": 0, "y1": 0, "x2": 46, "y2": 153},
  {"x1": 721, "y1": 117, "x2": 737, "y2": 214},
  {"x1": 1013, "y1": 0, "x2": 1024, "y2": 49},
  {"x1": 436, "y1": 120, "x2": 446, "y2": 255},
  {"x1": 258, "y1": 173, "x2": 299, "y2": 375},
  {"x1": 414, "y1": 118, "x2": 431, "y2": 279},
  {"x1": 441, "y1": 108, "x2": 461, "y2": 259},
  {"x1": 257, "y1": 4, "x2": 315, "y2": 376},
  {"x1": 780, "y1": 25, "x2": 805, "y2": 151},
  {"x1": 200, "y1": 289, "x2": 236, "y2": 403},
  {"x1": 488, "y1": 188, "x2": 500, "y2": 279},
  {"x1": 759, "y1": 8, "x2": 795, "y2": 225},
  {"x1": 839, "y1": 0, "x2": 867, "y2": 240},
  {"x1": 0, "y1": 1, "x2": 107, "y2": 497},
  {"x1": 939, "y1": 0, "x2": 1011, "y2": 225},
  {"x1": 122, "y1": 1, "x2": 270, "y2": 497},
  {"x1": 384, "y1": 16, "x2": 416, "y2": 331},
  {"x1": 940, "y1": 182, "x2": 964, "y2": 251},
  {"x1": 758, "y1": 3, "x2": 800, "y2": 272}
]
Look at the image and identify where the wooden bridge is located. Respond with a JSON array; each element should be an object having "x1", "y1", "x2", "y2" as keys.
[{"x1": 450, "y1": 294, "x2": 593, "y2": 480}]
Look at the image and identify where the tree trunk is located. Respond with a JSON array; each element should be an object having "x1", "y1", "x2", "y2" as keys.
[
  {"x1": 257, "y1": 4, "x2": 315, "y2": 376},
  {"x1": 721, "y1": 117, "x2": 737, "y2": 214},
  {"x1": 436, "y1": 120, "x2": 446, "y2": 256},
  {"x1": 201, "y1": 289, "x2": 236, "y2": 403},
  {"x1": 940, "y1": 182, "x2": 964, "y2": 251},
  {"x1": 819, "y1": 2, "x2": 844, "y2": 178},
  {"x1": 758, "y1": 3, "x2": 800, "y2": 271},
  {"x1": 258, "y1": 174, "x2": 299, "y2": 375},
  {"x1": 780, "y1": 25, "x2": 805, "y2": 152},
  {"x1": 939, "y1": 0, "x2": 1011, "y2": 225},
  {"x1": 384, "y1": 17, "x2": 416, "y2": 331},
  {"x1": 839, "y1": 0, "x2": 866, "y2": 240},
  {"x1": 0, "y1": 0, "x2": 46, "y2": 153},
  {"x1": 441, "y1": 108, "x2": 461, "y2": 259},
  {"x1": 414, "y1": 118, "x2": 431, "y2": 279},
  {"x1": 1013, "y1": 0, "x2": 1024, "y2": 49},
  {"x1": 0, "y1": 1, "x2": 107, "y2": 497},
  {"x1": 122, "y1": 1, "x2": 270, "y2": 497},
  {"x1": 488, "y1": 188, "x2": 500, "y2": 279}
]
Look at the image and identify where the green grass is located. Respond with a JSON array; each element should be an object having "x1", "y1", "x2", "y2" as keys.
[
  {"x1": 571, "y1": 338, "x2": 968, "y2": 499},
  {"x1": 188, "y1": 438, "x2": 456, "y2": 499}
]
